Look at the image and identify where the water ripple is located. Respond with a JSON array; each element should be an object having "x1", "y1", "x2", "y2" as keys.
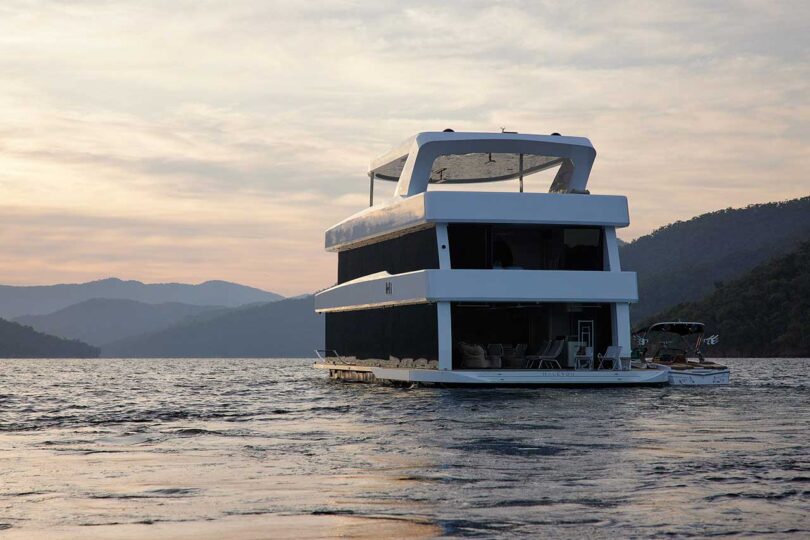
[{"x1": 0, "y1": 357, "x2": 807, "y2": 538}]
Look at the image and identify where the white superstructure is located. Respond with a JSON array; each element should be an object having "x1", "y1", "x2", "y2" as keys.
[{"x1": 314, "y1": 131, "x2": 668, "y2": 385}]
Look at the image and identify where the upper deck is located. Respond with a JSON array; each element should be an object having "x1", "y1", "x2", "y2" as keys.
[
  {"x1": 326, "y1": 131, "x2": 626, "y2": 252},
  {"x1": 326, "y1": 191, "x2": 629, "y2": 252}
]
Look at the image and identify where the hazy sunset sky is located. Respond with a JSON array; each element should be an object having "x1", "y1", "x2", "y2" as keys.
[{"x1": 1, "y1": 1, "x2": 808, "y2": 295}]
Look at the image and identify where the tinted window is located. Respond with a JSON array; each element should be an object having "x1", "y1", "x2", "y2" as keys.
[
  {"x1": 448, "y1": 224, "x2": 603, "y2": 271},
  {"x1": 326, "y1": 304, "x2": 438, "y2": 361},
  {"x1": 337, "y1": 227, "x2": 439, "y2": 284}
]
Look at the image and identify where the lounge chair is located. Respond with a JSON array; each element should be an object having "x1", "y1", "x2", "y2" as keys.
[
  {"x1": 538, "y1": 340, "x2": 565, "y2": 369},
  {"x1": 524, "y1": 341, "x2": 552, "y2": 368},
  {"x1": 527, "y1": 339, "x2": 565, "y2": 369},
  {"x1": 597, "y1": 346, "x2": 627, "y2": 370}
]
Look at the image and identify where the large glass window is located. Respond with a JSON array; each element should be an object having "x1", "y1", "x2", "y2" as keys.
[
  {"x1": 448, "y1": 224, "x2": 603, "y2": 271},
  {"x1": 337, "y1": 227, "x2": 439, "y2": 284},
  {"x1": 326, "y1": 304, "x2": 438, "y2": 361}
]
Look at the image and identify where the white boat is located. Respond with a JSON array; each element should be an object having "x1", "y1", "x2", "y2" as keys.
[
  {"x1": 635, "y1": 322, "x2": 730, "y2": 385},
  {"x1": 314, "y1": 130, "x2": 669, "y2": 386}
]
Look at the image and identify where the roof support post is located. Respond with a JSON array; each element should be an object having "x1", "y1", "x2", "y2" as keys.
[
  {"x1": 519, "y1": 153, "x2": 524, "y2": 193},
  {"x1": 369, "y1": 172, "x2": 374, "y2": 206},
  {"x1": 437, "y1": 301, "x2": 452, "y2": 370},
  {"x1": 611, "y1": 303, "x2": 631, "y2": 355},
  {"x1": 435, "y1": 223, "x2": 451, "y2": 269},
  {"x1": 603, "y1": 227, "x2": 622, "y2": 271}
]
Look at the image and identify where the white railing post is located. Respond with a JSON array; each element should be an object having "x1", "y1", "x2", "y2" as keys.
[{"x1": 437, "y1": 301, "x2": 452, "y2": 370}]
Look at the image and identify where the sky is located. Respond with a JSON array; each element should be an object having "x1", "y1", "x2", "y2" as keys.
[{"x1": 0, "y1": 1, "x2": 808, "y2": 295}]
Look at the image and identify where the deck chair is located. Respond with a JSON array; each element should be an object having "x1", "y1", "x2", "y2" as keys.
[
  {"x1": 597, "y1": 346, "x2": 625, "y2": 370},
  {"x1": 524, "y1": 341, "x2": 552, "y2": 368},
  {"x1": 528, "y1": 339, "x2": 565, "y2": 369},
  {"x1": 574, "y1": 346, "x2": 594, "y2": 370},
  {"x1": 538, "y1": 340, "x2": 565, "y2": 369}
]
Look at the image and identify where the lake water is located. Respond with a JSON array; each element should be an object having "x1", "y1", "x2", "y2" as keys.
[{"x1": 0, "y1": 358, "x2": 808, "y2": 539}]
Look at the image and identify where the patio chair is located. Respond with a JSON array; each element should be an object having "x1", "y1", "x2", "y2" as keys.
[
  {"x1": 539, "y1": 340, "x2": 565, "y2": 369},
  {"x1": 574, "y1": 346, "x2": 594, "y2": 370},
  {"x1": 528, "y1": 339, "x2": 565, "y2": 369},
  {"x1": 597, "y1": 346, "x2": 625, "y2": 370},
  {"x1": 524, "y1": 341, "x2": 552, "y2": 368}
]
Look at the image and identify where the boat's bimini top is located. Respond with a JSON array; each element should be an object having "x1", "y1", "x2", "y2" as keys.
[{"x1": 370, "y1": 131, "x2": 596, "y2": 196}]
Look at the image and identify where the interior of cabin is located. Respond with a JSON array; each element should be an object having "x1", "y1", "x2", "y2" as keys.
[
  {"x1": 324, "y1": 302, "x2": 614, "y2": 370},
  {"x1": 451, "y1": 302, "x2": 613, "y2": 369}
]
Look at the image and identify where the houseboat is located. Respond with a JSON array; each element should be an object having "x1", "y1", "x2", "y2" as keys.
[{"x1": 314, "y1": 130, "x2": 669, "y2": 385}]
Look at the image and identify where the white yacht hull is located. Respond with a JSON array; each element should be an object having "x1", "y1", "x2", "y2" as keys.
[
  {"x1": 648, "y1": 363, "x2": 730, "y2": 385},
  {"x1": 314, "y1": 363, "x2": 670, "y2": 386}
]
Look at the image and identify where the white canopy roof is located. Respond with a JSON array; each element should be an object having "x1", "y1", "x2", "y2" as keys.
[{"x1": 368, "y1": 131, "x2": 596, "y2": 195}]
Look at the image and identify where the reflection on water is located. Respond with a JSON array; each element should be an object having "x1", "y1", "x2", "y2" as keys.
[{"x1": 0, "y1": 358, "x2": 808, "y2": 538}]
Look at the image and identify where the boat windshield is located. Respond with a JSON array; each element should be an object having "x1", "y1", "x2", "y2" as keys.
[
  {"x1": 374, "y1": 152, "x2": 564, "y2": 184},
  {"x1": 645, "y1": 323, "x2": 705, "y2": 360}
]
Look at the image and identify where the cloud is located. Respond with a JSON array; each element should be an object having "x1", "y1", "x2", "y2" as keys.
[{"x1": 0, "y1": 0, "x2": 808, "y2": 292}]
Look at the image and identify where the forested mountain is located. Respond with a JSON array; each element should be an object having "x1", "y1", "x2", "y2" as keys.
[
  {"x1": 14, "y1": 299, "x2": 225, "y2": 346},
  {"x1": 0, "y1": 318, "x2": 100, "y2": 358},
  {"x1": 0, "y1": 278, "x2": 283, "y2": 319},
  {"x1": 639, "y1": 242, "x2": 810, "y2": 357},
  {"x1": 102, "y1": 295, "x2": 323, "y2": 358},
  {"x1": 621, "y1": 196, "x2": 810, "y2": 323}
]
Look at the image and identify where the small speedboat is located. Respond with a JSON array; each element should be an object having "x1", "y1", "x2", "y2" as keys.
[{"x1": 633, "y1": 322, "x2": 729, "y2": 385}]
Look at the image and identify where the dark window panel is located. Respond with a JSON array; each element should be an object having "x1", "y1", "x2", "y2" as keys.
[
  {"x1": 325, "y1": 304, "x2": 438, "y2": 361},
  {"x1": 337, "y1": 227, "x2": 439, "y2": 284},
  {"x1": 448, "y1": 224, "x2": 604, "y2": 271}
]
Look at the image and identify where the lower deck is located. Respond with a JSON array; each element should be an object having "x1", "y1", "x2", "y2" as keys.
[
  {"x1": 324, "y1": 301, "x2": 627, "y2": 371},
  {"x1": 313, "y1": 362, "x2": 669, "y2": 386}
]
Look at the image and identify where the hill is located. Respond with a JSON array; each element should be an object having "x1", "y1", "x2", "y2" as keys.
[
  {"x1": 0, "y1": 318, "x2": 100, "y2": 358},
  {"x1": 639, "y1": 242, "x2": 810, "y2": 357},
  {"x1": 14, "y1": 299, "x2": 225, "y2": 347},
  {"x1": 621, "y1": 196, "x2": 810, "y2": 323},
  {"x1": 0, "y1": 278, "x2": 283, "y2": 319},
  {"x1": 102, "y1": 295, "x2": 323, "y2": 358}
]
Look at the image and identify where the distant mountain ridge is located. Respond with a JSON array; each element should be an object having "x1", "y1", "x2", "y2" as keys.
[
  {"x1": 621, "y1": 196, "x2": 810, "y2": 323},
  {"x1": 102, "y1": 295, "x2": 323, "y2": 358},
  {"x1": 0, "y1": 278, "x2": 283, "y2": 319},
  {"x1": 640, "y1": 241, "x2": 810, "y2": 357},
  {"x1": 14, "y1": 299, "x2": 225, "y2": 347},
  {"x1": 3, "y1": 196, "x2": 807, "y2": 358},
  {"x1": 0, "y1": 318, "x2": 99, "y2": 358}
]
